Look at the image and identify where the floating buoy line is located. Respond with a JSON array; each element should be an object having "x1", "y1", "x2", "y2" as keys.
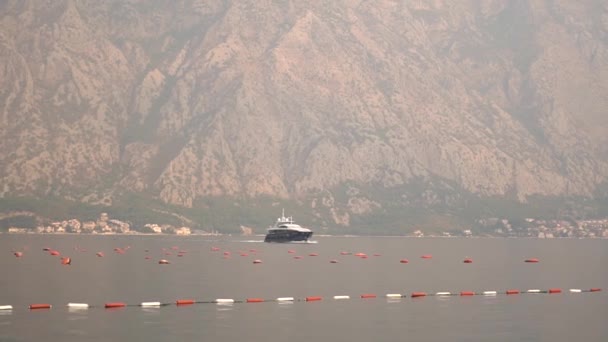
[
  {"x1": 0, "y1": 288, "x2": 601, "y2": 313},
  {"x1": 19, "y1": 244, "x2": 545, "y2": 268}
]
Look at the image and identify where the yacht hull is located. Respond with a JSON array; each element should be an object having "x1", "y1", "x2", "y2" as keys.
[{"x1": 264, "y1": 230, "x2": 313, "y2": 243}]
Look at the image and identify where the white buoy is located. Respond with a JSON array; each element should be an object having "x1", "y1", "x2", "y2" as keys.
[
  {"x1": 569, "y1": 289, "x2": 582, "y2": 293},
  {"x1": 333, "y1": 295, "x2": 350, "y2": 300},
  {"x1": 483, "y1": 291, "x2": 498, "y2": 296},
  {"x1": 276, "y1": 297, "x2": 294, "y2": 302},
  {"x1": 67, "y1": 303, "x2": 89, "y2": 309},
  {"x1": 215, "y1": 299, "x2": 235, "y2": 304},
  {"x1": 435, "y1": 292, "x2": 452, "y2": 296},
  {"x1": 0, "y1": 305, "x2": 13, "y2": 310},
  {"x1": 141, "y1": 302, "x2": 161, "y2": 307},
  {"x1": 385, "y1": 294, "x2": 402, "y2": 298},
  {"x1": 526, "y1": 289, "x2": 541, "y2": 293}
]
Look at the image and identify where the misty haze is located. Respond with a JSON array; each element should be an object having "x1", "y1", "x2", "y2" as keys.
[
  {"x1": 1, "y1": 1, "x2": 608, "y2": 342},
  {"x1": 1, "y1": 0, "x2": 608, "y2": 236}
]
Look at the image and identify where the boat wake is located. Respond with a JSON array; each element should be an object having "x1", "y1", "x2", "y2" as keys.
[
  {"x1": 288, "y1": 240, "x2": 318, "y2": 244},
  {"x1": 237, "y1": 240, "x2": 318, "y2": 244}
]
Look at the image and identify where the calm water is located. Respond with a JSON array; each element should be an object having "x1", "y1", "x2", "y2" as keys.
[{"x1": 0, "y1": 235, "x2": 607, "y2": 341}]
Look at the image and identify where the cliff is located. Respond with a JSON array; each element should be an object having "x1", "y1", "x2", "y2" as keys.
[{"x1": 1, "y1": 0, "x2": 607, "y2": 231}]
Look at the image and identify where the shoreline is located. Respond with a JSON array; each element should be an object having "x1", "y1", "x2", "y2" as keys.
[{"x1": 1, "y1": 231, "x2": 606, "y2": 239}]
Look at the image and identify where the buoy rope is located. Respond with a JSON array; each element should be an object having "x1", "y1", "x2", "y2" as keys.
[{"x1": 0, "y1": 288, "x2": 601, "y2": 312}]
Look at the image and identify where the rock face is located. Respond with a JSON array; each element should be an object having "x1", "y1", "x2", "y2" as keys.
[{"x1": 1, "y1": 0, "x2": 607, "y2": 227}]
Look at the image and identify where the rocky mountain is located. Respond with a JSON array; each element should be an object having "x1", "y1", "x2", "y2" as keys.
[{"x1": 1, "y1": 0, "x2": 607, "y2": 232}]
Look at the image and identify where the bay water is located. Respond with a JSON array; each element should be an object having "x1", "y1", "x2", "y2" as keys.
[{"x1": 1, "y1": 235, "x2": 606, "y2": 341}]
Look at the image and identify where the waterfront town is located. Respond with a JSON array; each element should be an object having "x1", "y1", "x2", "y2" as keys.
[
  {"x1": 412, "y1": 217, "x2": 608, "y2": 238},
  {"x1": 6, "y1": 213, "x2": 194, "y2": 236},
  {"x1": 473, "y1": 217, "x2": 608, "y2": 238},
  {"x1": 4, "y1": 212, "x2": 608, "y2": 238}
]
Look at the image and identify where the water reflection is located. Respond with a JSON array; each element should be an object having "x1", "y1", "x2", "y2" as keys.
[
  {"x1": 0, "y1": 235, "x2": 606, "y2": 342},
  {"x1": 215, "y1": 303, "x2": 234, "y2": 316},
  {"x1": 141, "y1": 307, "x2": 162, "y2": 315},
  {"x1": 386, "y1": 298, "x2": 403, "y2": 304}
]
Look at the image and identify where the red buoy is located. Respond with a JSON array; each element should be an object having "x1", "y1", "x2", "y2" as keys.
[
  {"x1": 294, "y1": 256, "x2": 302, "y2": 259},
  {"x1": 29, "y1": 304, "x2": 52, "y2": 310},
  {"x1": 399, "y1": 259, "x2": 409, "y2": 264},
  {"x1": 105, "y1": 302, "x2": 126, "y2": 308},
  {"x1": 96, "y1": 252, "x2": 104, "y2": 257},
  {"x1": 14, "y1": 251, "x2": 23, "y2": 257},
  {"x1": 525, "y1": 258, "x2": 539, "y2": 263},
  {"x1": 253, "y1": 259, "x2": 262, "y2": 264},
  {"x1": 306, "y1": 296, "x2": 322, "y2": 302},
  {"x1": 421, "y1": 255, "x2": 432, "y2": 259},
  {"x1": 287, "y1": 250, "x2": 296, "y2": 254},
  {"x1": 360, "y1": 294, "x2": 377, "y2": 299},
  {"x1": 354, "y1": 253, "x2": 366, "y2": 257},
  {"x1": 548, "y1": 288, "x2": 562, "y2": 294},
  {"x1": 506, "y1": 290, "x2": 520, "y2": 295},
  {"x1": 176, "y1": 299, "x2": 195, "y2": 305},
  {"x1": 411, "y1": 292, "x2": 427, "y2": 298},
  {"x1": 340, "y1": 251, "x2": 351, "y2": 255},
  {"x1": 460, "y1": 291, "x2": 475, "y2": 296},
  {"x1": 158, "y1": 259, "x2": 170, "y2": 264},
  {"x1": 246, "y1": 298, "x2": 264, "y2": 303},
  {"x1": 590, "y1": 288, "x2": 602, "y2": 292},
  {"x1": 309, "y1": 253, "x2": 319, "y2": 257},
  {"x1": 49, "y1": 250, "x2": 60, "y2": 256},
  {"x1": 61, "y1": 257, "x2": 71, "y2": 265},
  {"x1": 463, "y1": 258, "x2": 473, "y2": 263},
  {"x1": 211, "y1": 247, "x2": 220, "y2": 251}
]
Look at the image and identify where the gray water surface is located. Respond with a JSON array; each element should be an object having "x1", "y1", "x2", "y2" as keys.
[{"x1": 1, "y1": 235, "x2": 606, "y2": 341}]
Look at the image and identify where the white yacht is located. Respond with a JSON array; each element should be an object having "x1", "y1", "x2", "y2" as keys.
[{"x1": 264, "y1": 209, "x2": 313, "y2": 243}]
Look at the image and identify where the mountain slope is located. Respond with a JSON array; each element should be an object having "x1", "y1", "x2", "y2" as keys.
[{"x1": 1, "y1": 0, "x2": 607, "y2": 231}]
